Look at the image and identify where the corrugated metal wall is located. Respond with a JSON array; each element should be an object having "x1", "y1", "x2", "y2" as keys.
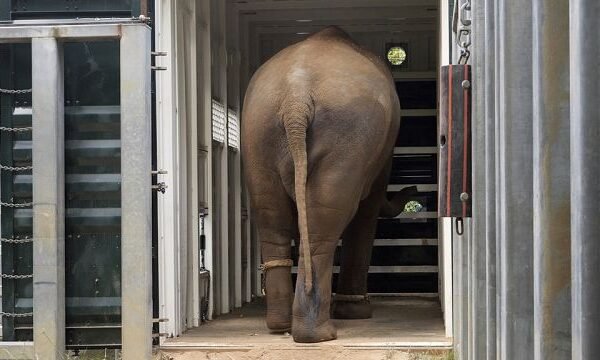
[{"x1": 458, "y1": 0, "x2": 599, "y2": 359}]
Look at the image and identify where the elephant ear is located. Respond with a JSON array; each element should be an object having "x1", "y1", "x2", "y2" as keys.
[{"x1": 379, "y1": 185, "x2": 419, "y2": 218}]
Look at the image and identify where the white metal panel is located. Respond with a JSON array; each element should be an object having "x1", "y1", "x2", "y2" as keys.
[
  {"x1": 156, "y1": 0, "x2": 182, "y2": 338},
  {"x1": 198, "y1": 0, "x2": 216, "y2": 321},
  {"x1": 227, "y1": 110, "x2": 240, "y2": 150},
  {"x1": 120, "y1": 24, "x2": 153, "y2": 360},
  {"x1": 211, "y1": 100, "x2": 227, "y2": 143}
]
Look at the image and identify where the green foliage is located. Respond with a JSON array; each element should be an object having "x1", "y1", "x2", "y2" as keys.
[{"x1": 403, "y1": 200, "x2": 424, "y2": 213}]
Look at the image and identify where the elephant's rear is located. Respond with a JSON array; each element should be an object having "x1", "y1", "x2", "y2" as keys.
[{"x1": 242, "y1": 27, "x2": 400, "y2": 190}]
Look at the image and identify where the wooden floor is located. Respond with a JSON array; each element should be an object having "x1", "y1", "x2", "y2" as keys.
[{"x1": 161, "y1": 296, "x2": 452, "y2": 351}]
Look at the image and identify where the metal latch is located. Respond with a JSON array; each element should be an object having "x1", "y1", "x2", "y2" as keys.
[{"x1": 152, "y1": 182, "x2": 167, "y2": 194}]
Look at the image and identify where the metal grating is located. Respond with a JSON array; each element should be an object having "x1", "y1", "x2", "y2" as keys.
[
  {"x1": 227, "y1": 110, "x2": 239, "y2": 150},
  {"x1": 0, "y1": 43, "x2": 34, "y2": 341},
  {"x1": 211, "y1": 100, "x2": 226, "y2": 144}
]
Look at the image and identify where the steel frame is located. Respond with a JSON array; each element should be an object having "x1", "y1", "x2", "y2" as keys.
[{"x1": 0, "y1": 21, "x2": 153, "y2": 359}]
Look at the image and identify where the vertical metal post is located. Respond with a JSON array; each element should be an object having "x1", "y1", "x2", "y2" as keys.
[
  {"x1": 120, "y1": 24, "x2": 153, "y2": 360},
  {"x1": 484, "y1": 0, "x2": 497, "y2": 358},
  {"x1": 156, "y1": 0, "x2": 183, "y2": 335},
  {"x1": 497, "y1": 0, "x2": 534, "y2": 358},
  {"x1": 233, "y1": 148, "x2": 243, "y2": 308},
  {"x1": 198, "y1": 0, "x2": 215, "y2": 320},
  {"x1": 569, "y1": 1, "x2": 600, "y2": 359},
  {"x1": 532, "y1": 0, "x2": 572, "y2": 358},
  {"x1": 216, "y1": 0, "x2": 231, "y2": 314},
  {"x1": 452, "y1": 221, "x2": 469, "y2": 359},
  {"x1": 471, "y1": 0, "x2": 487, "y2": 357},
  {"x1": 32, "y1": 37, "x2": 65, "y2": 359}
]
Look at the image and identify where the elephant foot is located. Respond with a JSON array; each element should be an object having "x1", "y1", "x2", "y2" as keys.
[
  {"x1": 265, "y1": 293, "x2": 293, "y2": 332},
  {"x1": 292, "y1": 317, "x2": 337, "y2": 343},
  {"x1": 331, "y1": 295, "x2": 372, "y2": 319},
  {"x1": 331, "y1": 294, "x2": 373, "y2": 319}
]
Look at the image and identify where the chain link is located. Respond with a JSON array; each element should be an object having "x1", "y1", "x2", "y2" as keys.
[
  {"x1": 0, "y1": 311, "x2": 33, "y2": 318},
  {"x1": 0, "y1": 126, "x2": 32, "y2": 132},
  {"x1": 0, "y1": 88, "x2": 32, "y2": 95},
  {"x1": 0, "y1": 164, "x2": 32, "y2": 171},
  {"x1": 0, "y1": 237, "x2": 33, "y2": 244},
  {"x1": 0, "y1": 201, "x2": 32, "y2": 208},
  {"x1": 0, "y1": 273, "x2": 33, "y2": 279},
  {"x1": 456, "y1": 0, "x2": 472, "y2": 64}
]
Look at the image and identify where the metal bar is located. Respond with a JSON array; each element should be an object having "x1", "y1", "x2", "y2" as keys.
[
  {"x1": 570, "y1": 0, "x2": 600, "y2": 358},
  {"x1": 471, "y1": 0, "x2": 487, "y2": 356},
  {"x1": 291, "y1": 238, "x2": 439, "y2": 247},
  {"x1": 484, "y1": 0, "x2": 498, "y2": 358},
  {"x1": 387, "y1": 184, "x2": 437, "y2": 192},
  {"x1": 484, "y1": 0, "x2": 497, "y2": 358},
  {"x1": 452, "y1": 220, "x2": 466, "y2": 359},
  {"x1": 120, "y1": 24, "x2": 152, "y2": 360},
  {"x1": 392, "y1": 71, "x2": 437, "y2": 80},
  {"x1": 289, "y1": 266, "x2": 439, "y2": 274},
  {"x1": 367, "y1": 292, "x2": 439, "y2": 297},
  {"x1": 155, "y1": 0, "x2": 181, "y2": 336},
  {"x1": 497, "y1": 0, "x2": 535, "y2": 357},
  {"x1": 32, "y1": 37, "x2": 65, "y2": 359},
  {"x1": 0, "y1": 44, "x2": 16, "y2": 341},
  {"x1": 393, "y1": 147, "x2": 439, "y2": 154},
  {"x1": 185, "y1": 0, "x2": 201, "y2": 327},
  {"x1": 401, "y1": 109, "x2": 437, "y2": 117},
  {"x1": 233, "y1": 152, "x2": 243, "y2": 308},
  {"x1": 216, "y1": 0, "x2": 231, "y2": 315},
  {"x1": 532, "y1": 0, "x2": 572, "y2": 358},
  {"x1": 3, "y1": 19, "x2": 141, "y2": 27},
  {"x1": 199, "y1": 0, "x2": 216, "y2": 321},
  {"x1": 374, "y1": 238, "x2": 438, "y2": 246},
  {"x1": 389, "y1": 211, "x2": 438, "y2": 219},
  {"x1": 0, "y1": 24, "x2": 124, "y2": 43}
]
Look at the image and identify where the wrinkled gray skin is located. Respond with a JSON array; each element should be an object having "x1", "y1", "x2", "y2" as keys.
[{"x1": 242, "y1": 26, "x2": 413, "y2": 343}]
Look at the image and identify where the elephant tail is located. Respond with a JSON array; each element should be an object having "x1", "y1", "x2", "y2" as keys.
[{"x1": 281, "y1": 95, "x2": 314, "y2": 294}]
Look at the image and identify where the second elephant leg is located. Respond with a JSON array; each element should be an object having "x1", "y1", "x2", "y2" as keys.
[
  {"x1": 333, "y1": 166, "x2": 389, "y2": 319},
  {"x1": 292, "y1": 205, "x2": 349, "y2": 343}
]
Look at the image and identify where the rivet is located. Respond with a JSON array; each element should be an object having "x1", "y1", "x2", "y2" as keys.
[
  {"x1": 460, "y1": 192, "x2": 470, "y2": 202},
  {"x1": 462, "y1": 80, "x2": 471, "y2": 89}
]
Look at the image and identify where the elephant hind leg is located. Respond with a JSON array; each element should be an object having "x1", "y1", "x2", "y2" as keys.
[
  {"x1": 249, "y1": 172, "x2": 297, "y2": 332},
  {"x1": 292, "y1": 178, "x2": 365, "y2": 343},
  {"x1": 332, "y1": 161, "x2": 391, "y2": 319}
]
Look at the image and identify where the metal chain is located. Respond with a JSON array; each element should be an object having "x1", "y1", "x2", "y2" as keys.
[
  {"x1": 0, "y1": 126, "x2": 32, "y2": 132},
  {"x1": 0, "y1": 88, "x2": 32, "y2": 95},
  {"x1": 0, "y1": 311, "x2": 33, "y2": 318},
  {"x1": 0, "y1": 201, "x2": 32, "y2": 208},
  {"x1": 0, "y1": 237, "x2": 33, "y2": 244},
  {"x1": 456, "y1": 0, "x2": 472, "y2": 64},
  {"x1": 0, "y1": 273, "x2": 33, "y2": 279},
  {"x1": 0, "y1": 164, "x2": 32, "y2": 171}
]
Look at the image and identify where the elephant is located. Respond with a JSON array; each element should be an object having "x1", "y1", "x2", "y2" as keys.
[{"x1": 241, "y1": 26, "x2": 414, "y2": 343}]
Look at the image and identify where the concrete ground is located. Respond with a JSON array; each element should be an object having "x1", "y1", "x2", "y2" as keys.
[{"x1": 159, "y1": 296, "x2": 452, "y2": 360}]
